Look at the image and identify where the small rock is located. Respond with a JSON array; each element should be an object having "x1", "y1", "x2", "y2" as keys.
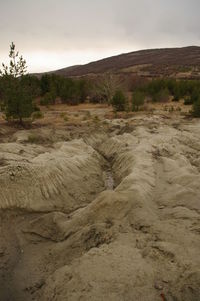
[{"x1": 154, "y1": 282, "x2": 163, "y2": 290}]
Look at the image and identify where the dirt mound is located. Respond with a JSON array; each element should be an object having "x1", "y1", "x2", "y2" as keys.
[
  {"x1": 0, "y1": 116, "x2": 200, "y2": 300},
  {"x1": 0, "y1": 139, "x2": 106, "y2": 212}
]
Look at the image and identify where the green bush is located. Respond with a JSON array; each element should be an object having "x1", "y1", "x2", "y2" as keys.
[
  {"x1": 32, "y1": 111, "x2": 43, "y2": 120},
  {"x1": 172, "y1": 86, "x2": 181, "y2": 101},
  {"x1": 27, "y1": 133, "x2": 52, "y2": 144},
  {"x1": 63, "y1": 116, "x2": 68, "y2": 122},
  {"x1": 132, "y1": 91, "x2": 145, "y2": 111},
  {"x1": 111, "y1": 90, "x2": 126, "y2": 112},
  {"x1": 93, "y1": 115, "x2": 100, "y2": 123},
  {"x1": 152, "y1": 88, "x2": 170, "y2": 103},
  {"x1": 32, "y1": 104, "x2": 40, "y2": 112},
  {"x1": 192, "y1": 97, "x2": 200, "y2": 117},
  {"x1": 40, "y1": 92, "x2": 55, "y2": 106},
  {"x1": 27, "y1": 134, "x2": 43, "y2": 144},
  {"x1": 190, "y1": 89, "x2": 200, "y2": 104},
  {"x1": 184, "y1": 96, "x2": 193, "y2": 105},
  {"x1": 172, "y1": 94, "x2": 180, "y2": 102}
]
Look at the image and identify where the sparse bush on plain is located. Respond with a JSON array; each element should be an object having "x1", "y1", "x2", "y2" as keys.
[
  {"x1": 59, "y1": 112, "x2": 68, "y2": 121},
  {"x1": 60, "y1": 112, "x2": 66, "y2": 118},
  {"x1": 27, "y1": 133, "x2": 51, "y2": 144},
  {"x1": 32, "y1": 104, "x2": 40, "y2": 112},
  {"x1": 152, "y1": 88, "x2": 170, "y2": 103},
  {"x1": 32, "y1": 111, "x2": 43, "y2": 120},
  {"x1": 91, "y1": 73, "x2": 123, "y2": 104},
  {"x1": 93, "y1": 115, "x2": 100, "y2": 123},
  {"x1": 86, "y1": 111, "x2": 91, "y2": 118},
  {"x1": 169, "y1": 106, "x2": 174, "y2": 113},
  {"x1": 40, "y1": 92, "x2": 55, "y2": 106},
  {"x1": 111, "y1": 90, "x2": 126, "y2": 112},
  {"x1": 184, "y1": 96, "x2": 193, "y2": 105},
  {"x1": 192, "y1": 97, "x2": 200, "y2": 117},
  {"x1": 27, "y1": 134, "x2": 43, "y2": 144},
  {"x1": 82, "y1": 111, "x2": 91, "y2": 121},
  {"x1": 132, "y1": 91, "x2": 145, "y2": 111}
]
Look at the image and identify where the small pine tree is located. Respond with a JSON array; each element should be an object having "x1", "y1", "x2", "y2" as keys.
[
  {"x1": 132, "y1": 91, "x2": 145, "y2": 111},
  {"x1": 184, "y1": 96, "x2": 193, "y2": 105},
  {"x1": 111, "y1": 90, "x2": 126, "y2": 111},
  {"x1": 153, "y1": 88, "x2": 169, "y2": 103},
  {"x1": 172, "y1": 86, "x2": 181, "y2": 101},
  {"x1": 41, "y1": 91, "x2": 56, "y2": 106},
  {"x1": 0, "y1": 42, "x2": 33, "y2": 124},
  {"x1": 192, "y1": 97, "x2": 200, "y2": 117}
]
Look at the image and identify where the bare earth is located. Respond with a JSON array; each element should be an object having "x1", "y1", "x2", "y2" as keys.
[{"x1": 0, "y1": 106, "x2": 200, "y2": 301}]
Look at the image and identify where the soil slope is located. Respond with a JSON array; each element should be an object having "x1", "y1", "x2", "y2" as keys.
[{"x1": 0, "y1": 115, "x2": 200, "y2": 301}]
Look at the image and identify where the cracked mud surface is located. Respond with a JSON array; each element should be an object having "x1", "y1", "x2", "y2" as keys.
[{"x1": 0, "y1": 115, "x2": 200, "y2": 301}]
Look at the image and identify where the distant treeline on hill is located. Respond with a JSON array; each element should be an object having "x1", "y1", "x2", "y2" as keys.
[
  {"x1": 1, "y1": 42, "x2": 200, "y2": 124},
  {"x1": 1, "y1": 73, "x2": 200, "y2": 112}
]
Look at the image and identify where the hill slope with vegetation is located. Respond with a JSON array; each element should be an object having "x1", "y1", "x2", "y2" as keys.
[{"x1": 46, "y1": 46, "x2": 200, "y2": 79}]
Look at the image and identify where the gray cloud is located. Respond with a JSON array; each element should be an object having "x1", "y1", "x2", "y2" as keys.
[{"x1": 0, "y1": 0, "x2": 199, "y2": 71}]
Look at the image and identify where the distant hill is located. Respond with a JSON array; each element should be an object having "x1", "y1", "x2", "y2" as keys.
[{"x1": 38, "y1": 46, "x2": 200, "y2": 79}]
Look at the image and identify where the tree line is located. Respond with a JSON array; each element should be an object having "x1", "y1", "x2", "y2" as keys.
[
  {"x1": 1, "y1": 43, "x2": 200, "y2": 124},
  {"x1": 111, "y1": 78, "x2": 200, "y2": 116}
]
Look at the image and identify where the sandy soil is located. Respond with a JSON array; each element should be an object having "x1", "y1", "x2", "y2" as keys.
[{"x1": 0, "y1": 108, "x2": 200, "y2": 301}]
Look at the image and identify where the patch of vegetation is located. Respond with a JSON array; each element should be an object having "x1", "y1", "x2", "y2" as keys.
[
  {"x1": 93, "y1": 115, "x2": 100, "y2": 123},
  {"x1": 59, "y1": 112, "x2": 69, "y2": 121},
  {"x1": 86, "y1": 111, "x2": 91, "y2": 117},
  {"x1": 0, "y1": 43, "x2": 33, "y2": 124},
  {"x1": 137, "y1": 78, "x2": 200, "y2": 105},
  {"x1": 178, "y1": 66, "x2": 191, "y2": 73},
  {"x1": 32, "y1": 111, "x2": 44, "y2": 120},
  {"x1": 111, "y1": 90, "x2": 126, "y2": 112},
  {"x1": 168, "y1": 106, "x2": 174, "y2": 113},
  {"x1": 83, "y1": 111, "x2": 91, "y2": 120},
  {"x1": 60, "y1": 112, "x2": 65, "y2": 118},
  {"x1": 152, "y1": 88, "x2": 170, "y2": 103},
  {"x1": 27, "y1": 133, "x2": 50, "y2": 144},
  {"x1": 132, "y1": 91, "x2": 145, "y2": 111},
  {"x1": 192, "y1": 97, "x2": 200, "y2": 117},
  {"x1": 91, "y1": 73, "x2": 123, "y2": 104},
  {"x1": 184, "y1": 97, "x2": 193, "y2": 105},
  {"x1": 40, "y1": 92, "x2": 56, "y2": 106},
  {"x1": 1, "y1": 44, "x2": 200, "y2": 123}
]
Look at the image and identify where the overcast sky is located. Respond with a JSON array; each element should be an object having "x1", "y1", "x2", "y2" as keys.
[{"x1": 1, "y1": 0, "x2": 200, "y2": 72}]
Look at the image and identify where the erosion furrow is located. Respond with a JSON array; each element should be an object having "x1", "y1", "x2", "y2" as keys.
[{"x1": 0, "y1": 116, "x2": 200, "y2": 301}]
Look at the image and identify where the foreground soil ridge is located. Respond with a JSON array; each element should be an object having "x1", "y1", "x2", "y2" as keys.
[{"x1": 0, "y1": 115, "x2": 200, "y2": 300}]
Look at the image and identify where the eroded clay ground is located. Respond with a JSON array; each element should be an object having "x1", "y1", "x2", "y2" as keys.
[{"x1": 0, "y1": 108, "x2": 200, "y2": 301}]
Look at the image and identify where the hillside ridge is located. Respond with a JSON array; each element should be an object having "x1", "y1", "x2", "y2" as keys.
[{"x1": 36, "y1": 46, "x2": 200, "y2": 79}]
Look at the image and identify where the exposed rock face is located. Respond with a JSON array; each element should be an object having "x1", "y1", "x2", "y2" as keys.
[{"x1": 0, "y1": 116, "x2": 200, "y2": 301}]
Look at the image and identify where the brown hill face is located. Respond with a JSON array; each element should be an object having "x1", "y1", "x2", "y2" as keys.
[{"x1": 41, "y1": 46, "x2": 200, "y2": 79}]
